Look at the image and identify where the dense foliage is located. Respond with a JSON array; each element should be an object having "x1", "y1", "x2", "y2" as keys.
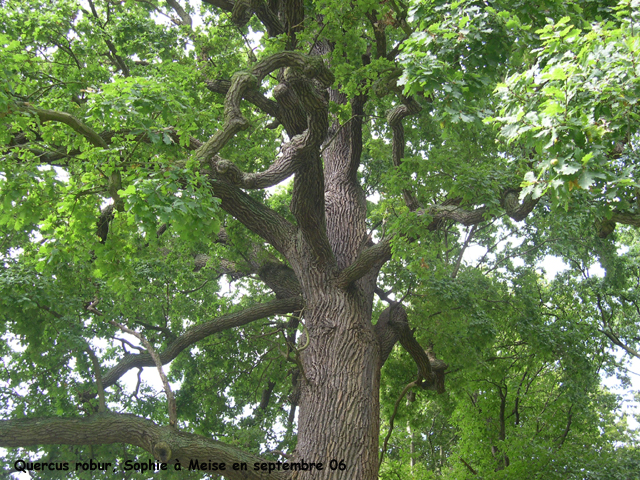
[{"x1": 1, "y1": 0, "x2": 639, "y2": 478}]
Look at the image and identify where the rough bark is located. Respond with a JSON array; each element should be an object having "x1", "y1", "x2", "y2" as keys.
[
  {"x1": 294, "y1": 281, "x2": 381, "y2": 480},
  {"x1": 0, "y1": 413, "x2": 289, "y2": 480}
]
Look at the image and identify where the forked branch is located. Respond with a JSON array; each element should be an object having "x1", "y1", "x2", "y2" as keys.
[
  {"x1": 110, "y1": 320, "x2": 178, "y2": 428},
  {"x1": 101, "y1": 296, "x2": 304, "y2": 388}
]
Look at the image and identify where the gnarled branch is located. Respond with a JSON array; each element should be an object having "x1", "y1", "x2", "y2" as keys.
[
  {"x1": 422, "y1": 190, "x2": 539, "y2": 227},
  {"x1": 374, "y1": 304, "x2": 447, "y2": 393},
  {"x1": 387, "y1": 97, "x2": 421, "y2": 211}
]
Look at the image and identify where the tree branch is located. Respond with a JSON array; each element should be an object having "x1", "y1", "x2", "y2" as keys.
[
  {"x1": 101, "y1": 296, "x2": 304, "y2": 388},
  {"x1": 598, "y1": 211, "x2": 640, "y2": 238},
  {"x1": 201, "y1": 0, "x2": 234, "y2": 11},
  {"x1": 336, "y1": 238, "x2": 391, "y2": 288},
  {"x1": 0, "y1": 413, "x2": 289, "y2": 480},
  {"x1": 208, "y1": 150, "x2": 298, "y2": 190},
  {"x1": 599, "y1": 328, "x2": 640, "y2": 359},
  {"x1": 110, "y1": 320, "x2": 178, "y2": 428},
  {"x1": 387, "y1": 97, "x2": 422, "y2": 211},
  {"x1": 422, "y1": 189, "x2": 539, "y2": 227},
  {"x1": 205, "y1": 78, "x2": 280, "y2": 119},
  {"x1": 206, "y1": 178, "x2": 296, "y2": 257},
  {"x1": 374, "y1": 305, "x2": 447, "y2": 393},
  {"x1": 16, "y1": 102, "x2": 108, "y2": 149},
  {"x1": 85, "y1": 347, "x2": 106, "y2": 413},
  {"x1": 198, "y1": 54, "x2": 335, "y2": 263},
  {"x1": 165, "y1": 0, "x2": 192, "y2": 26},
  {"x1": 378, "y1": 380, "x2": 418, "y2": 471},
  {"x1": 197, "y1": 53, "x2": 333, "y2": 162}
]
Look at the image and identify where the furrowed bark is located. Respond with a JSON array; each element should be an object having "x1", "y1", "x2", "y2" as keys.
[
  {"x1": 336, "y1": 238, "x2": 391, "y2": 288},
  {"x1": 207, "y1": 178, "x2": 296, "y2": 257},
  {"x1": 294, "y1": 281, "x2": 381, "y2": 480},
  {"x1": 0, "y1": 413, "x2": 289, "y2": 480},
  {"x1": 323, "y1": 91, "x2": 368, "y2": 269},
  {"x1": 286, "y1": 68, "x2": 334, "y2": 266}
]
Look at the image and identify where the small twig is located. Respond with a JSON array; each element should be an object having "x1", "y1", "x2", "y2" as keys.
[
  {"x1": 130, "y1": 368, "x2": 143, "y2": 400},
  {"x1": 85, "y1": 298, "x2": 104, "y2": 316},
  {"x1": 374, "y1": 286, "x2": 396, "y2": 304},
  {"x1": 451, "y1": 224, "x2": 477, "y2": 279},
  {"x1": 379, "y1": 380, "x2": 418, "y2": 471},
  {"x1": 85, "y1": 346, "x2": 106, "y2": 413},
  {"x1": 460, "y1": 458, "x2": 478, "y2": 475},
  {"x1": 307, "y1": 23, "x2": 327, "y2": 55},
  {"x1": 110, "y1": 320, "x2": 177, "y2": 428},
  {"x1": 114, "y1": 337, "x2": 145, "y2": 354},
  {"x1": 178, "y1": 279, "x2": 211, "y2": 295}
]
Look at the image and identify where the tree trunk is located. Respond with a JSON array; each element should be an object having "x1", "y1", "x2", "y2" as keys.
[
  {"x1": 291, "y1": 82, "x2": 381, "y2": 477},
  {"x1": 295, "y1": 285, "x2": 380, "y2": 479}
]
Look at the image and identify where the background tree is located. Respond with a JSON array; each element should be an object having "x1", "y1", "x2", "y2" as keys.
[{"x1": 1, "y1": 0, "x2": 639, "y2": 479}]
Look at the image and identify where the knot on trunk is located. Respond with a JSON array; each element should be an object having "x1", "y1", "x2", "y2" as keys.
[{"x1": 153, "y1": 442, "x2": 172, "y2": 463}]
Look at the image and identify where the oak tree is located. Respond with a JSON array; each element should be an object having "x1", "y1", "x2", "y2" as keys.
[{"x1": 1, "y1": 0, "x2": 639, "y2": 478}]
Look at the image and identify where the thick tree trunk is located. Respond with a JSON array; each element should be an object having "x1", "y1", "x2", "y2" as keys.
[
  {"x1": 295, "y1": 285, "x2": 380, "y2": 479},
  {"x1": 290, "y1": 82, "x2": 381, "y2": 476}
]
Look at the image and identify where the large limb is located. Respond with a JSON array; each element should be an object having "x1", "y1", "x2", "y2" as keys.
[
  {"x1": 197, "y1": 52, "x2": 332, "y2": 162},
  {"x1": 205, "y1": 79, "x2": 280, "y2": 121},
  {"x1": 597, "y1": 211, "x2": 640, "y2": 238},
  {"x1": 101, "y1": 296, "x2": 303, "y2": 388},
  {"x1": 192, "y1": 240, "x2": 302, "y2": 299},
  {"x1": 336, "y1": 238, "x2": 391, "y2": 288},
  {"x1": 422, "y1": 189, "x2": 539, "y2": 228},
  {"x1": 201, "y1": 52, "x2": 335, "y2": 264},
  {"x1": 285, "y1": 68, "x2": 334, "y2": 265},
  {"x1": 7, "y1": 126, "x2": 203, "y2": 163},
  {"x1": 420, "y1": 179, "x2": 640, "y2": 237},
  {"x1": 207, "y1": 178, "x2": 296, "y2": 257},
  {"x1": 0, "y1": 413, "x2": 288, "y2": 480},
  {"x1": 196, "y1": 52, "x2": 333, "y2": 162},
  {"x1": 374, "y1": 304, "x2": 447, "y2": 393},
  {"x1": 228, "y1": 0, "x2": 285, "y2": 37},
  {"x1": 205, "y1": 78, "x2": 307, "y2": 137}
]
